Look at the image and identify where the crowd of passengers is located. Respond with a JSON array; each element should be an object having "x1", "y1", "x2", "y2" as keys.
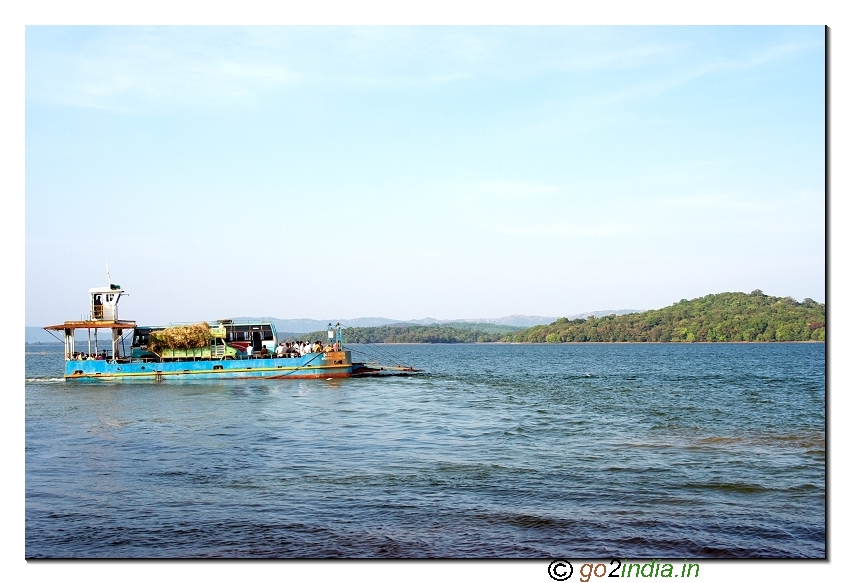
[{"x1": 245, "y1": 340, "x2": 341, "y2": 359}]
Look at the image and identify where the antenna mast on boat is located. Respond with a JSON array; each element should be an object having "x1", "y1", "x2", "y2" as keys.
[
  {"x1": 327, "y1": 322, "x2": 344, "y2": 348},
  {"x1": 106, "y1": 262, "x2": 112, "y2": 286}
]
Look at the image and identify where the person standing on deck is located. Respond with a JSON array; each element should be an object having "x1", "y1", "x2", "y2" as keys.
[{"x1": 245, "y1": 344, "x2": 253, "y2": 359}]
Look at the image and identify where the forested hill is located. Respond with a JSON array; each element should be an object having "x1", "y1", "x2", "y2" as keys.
[
  {"x1": 509, "y1": 291, "x2": 825, "y2": 343},
  {"x1": 284, "y1": 291, "x2": 824, "y2": 344}
]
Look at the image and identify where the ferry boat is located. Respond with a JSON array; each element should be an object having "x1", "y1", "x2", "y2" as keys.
[{"x1": 43, "y1": 282, "x2": 396, "y2": 381}]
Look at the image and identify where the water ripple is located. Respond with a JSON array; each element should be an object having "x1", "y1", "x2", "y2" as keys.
[{"x1": 26, "y1": 343, "x2": 824, "y2": 557}]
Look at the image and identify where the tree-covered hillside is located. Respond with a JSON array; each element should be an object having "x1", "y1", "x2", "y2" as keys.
[{"x1": 509, "y1": 291, "x2": 825, "y2": 343}]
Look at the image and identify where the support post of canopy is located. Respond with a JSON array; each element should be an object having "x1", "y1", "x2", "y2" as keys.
[
  {"x1": 64, "y1": 328, "x2": 74, "y2": 360},
  {"x1": 112, "y1": 328, "x2": 120, "y2": 363}
]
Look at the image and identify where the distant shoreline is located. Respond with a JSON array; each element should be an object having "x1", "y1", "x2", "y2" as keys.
[
  {"x1": 353, "y1": 341, "x2": 824, "y2": 345},
  {"x1": 27, "y1": 340, "x2": 823, "y2": 346}
]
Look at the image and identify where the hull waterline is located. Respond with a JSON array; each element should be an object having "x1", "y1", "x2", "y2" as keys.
[{"x1": 64, "y1": 351, "x2": 354, "y2": 381}]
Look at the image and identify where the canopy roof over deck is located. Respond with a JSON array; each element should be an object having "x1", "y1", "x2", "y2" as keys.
[{"x1": 44, "y1": 320, "x2": 136, "y2": 331}]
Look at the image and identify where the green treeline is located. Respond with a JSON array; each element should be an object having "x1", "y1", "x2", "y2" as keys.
[
  {"x1": 288, "y1": 291, "x2": 824, "y2": 344},
  {"x1": 510, "y1": 290, "x2": 825, "y2": 343},
  {"x1": 293, "y1": 323, "x2": 520, "y2": 344}
]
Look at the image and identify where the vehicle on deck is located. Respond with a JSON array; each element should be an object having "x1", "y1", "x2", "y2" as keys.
[{"x1": 131, "y1": 321, "x2": 277, "y2": 361}]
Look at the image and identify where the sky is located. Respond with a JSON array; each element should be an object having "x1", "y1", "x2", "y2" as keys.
[{"x1": 25, "y1": 25, "x2": 825, "y2": 326}]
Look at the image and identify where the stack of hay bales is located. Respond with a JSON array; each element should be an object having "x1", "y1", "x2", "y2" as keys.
[{"x1": 148, "y1": 322, "x2": 212, "y2": 354}]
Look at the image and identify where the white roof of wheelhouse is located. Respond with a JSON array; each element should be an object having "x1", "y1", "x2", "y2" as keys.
[{"x1": 88, "y1": 286, "x2": 124, "y2": 294}]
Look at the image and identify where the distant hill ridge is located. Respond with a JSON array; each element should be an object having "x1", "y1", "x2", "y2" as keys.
[
  {"x1": 245, "y1": 315, "x2": 565, "y2": 334},
  {"x1": 26, "y1": 313, "x2": 571, "y2": 342},
  {"x1": 32, "y1": 294, "x2": 820, "y2": 344},
  {"x1": 287, "y1": 292, "x2": 825, "y2": 344}
]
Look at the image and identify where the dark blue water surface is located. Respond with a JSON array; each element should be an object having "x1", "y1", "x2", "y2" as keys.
[{"x1": 25, "y1": 343, "x2": 825, "y2": 558}]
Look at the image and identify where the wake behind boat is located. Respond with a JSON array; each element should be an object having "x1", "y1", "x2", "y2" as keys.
[{"x1": 43, "y1": 281, "x2": 418, "y2": 381}]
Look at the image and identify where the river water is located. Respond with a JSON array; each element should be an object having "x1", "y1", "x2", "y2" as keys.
[{"x1": 25, "y1": 342, "x2": 825, "y2": 558}]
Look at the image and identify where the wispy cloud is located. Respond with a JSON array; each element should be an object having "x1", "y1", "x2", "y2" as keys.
[
  {"x1": 27, "y1": 27, "x2": 302, "y2": 112},
  {"x1": 28, "y1": 26, "x2": 766, "y2": 114},
  {"x1": 27, "y1": 27, "x2": 467, "y2": 112},
  {"x1": 571, "y1": 37, "x2": 820, "y2": 110}
]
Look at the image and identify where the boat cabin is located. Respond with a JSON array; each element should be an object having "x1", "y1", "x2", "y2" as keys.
[{"x1": 89, "y1": 284, "x2": 124, "y2": 321}]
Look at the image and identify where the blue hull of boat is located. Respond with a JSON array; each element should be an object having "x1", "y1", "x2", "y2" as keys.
[{"x1": 64, "y1": 351, "x2": 354, "y2": 381}]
